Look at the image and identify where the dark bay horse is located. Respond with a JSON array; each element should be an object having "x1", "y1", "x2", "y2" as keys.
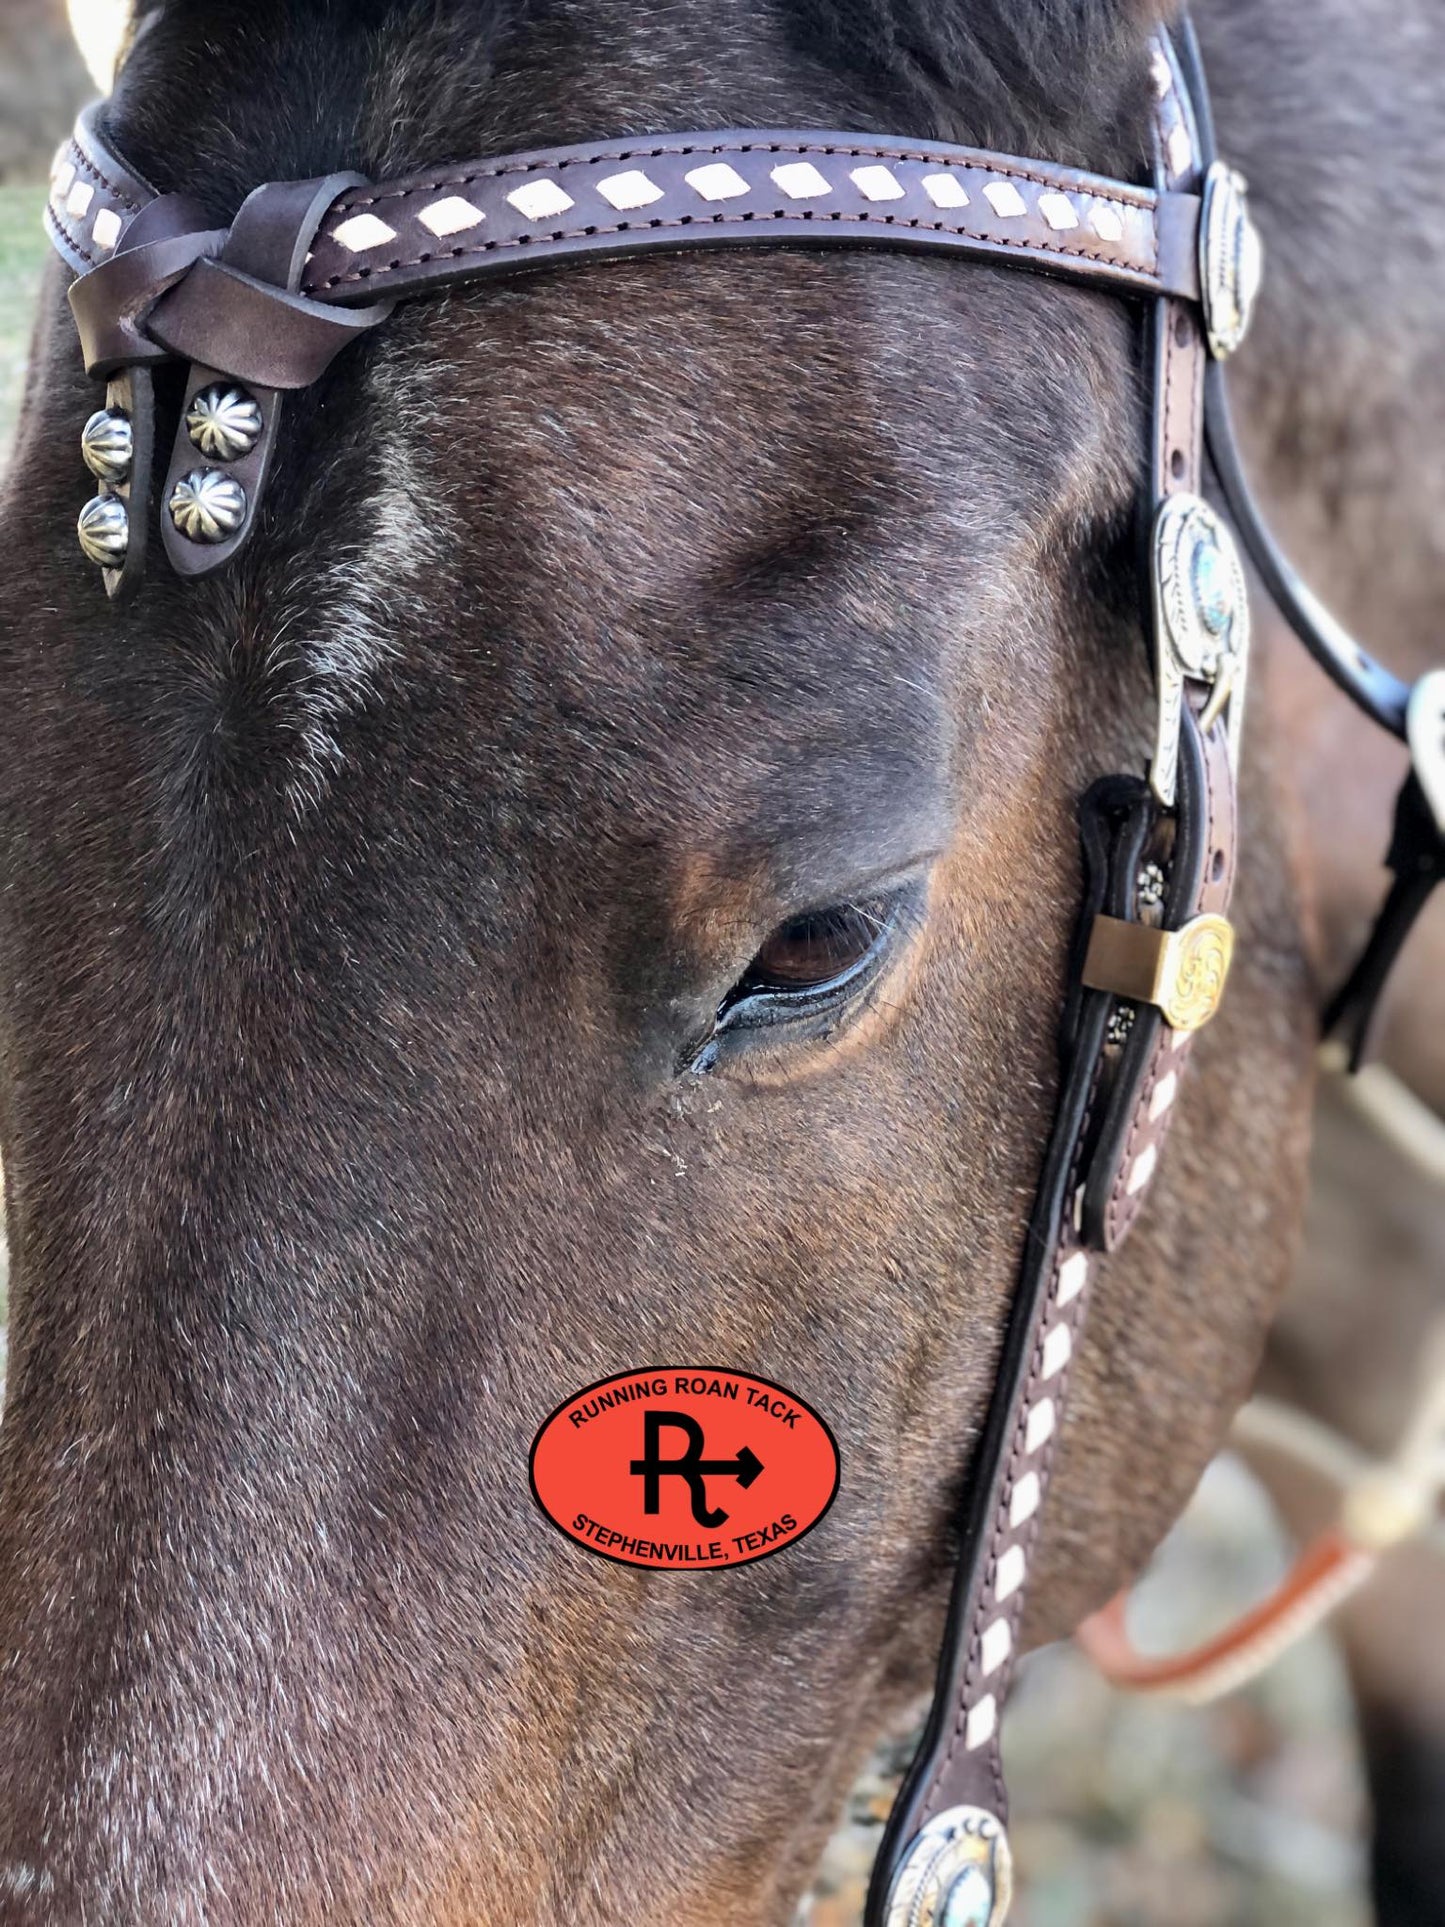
[{"x1": 0, "y1": 0, "x2": 1440, "y2": 1920}]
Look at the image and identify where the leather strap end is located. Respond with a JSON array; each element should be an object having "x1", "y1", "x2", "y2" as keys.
[{"x1": 146, "y1": 259, "x2": 393, "y2": 392}]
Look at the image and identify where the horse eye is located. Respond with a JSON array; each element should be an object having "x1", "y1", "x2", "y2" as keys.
[
  {"x1": 693, "y1": 882, "x2": 921, "y2": 1070},
  {"x1": 736, "y1": 900, "x2": 893, "y2": 997}
]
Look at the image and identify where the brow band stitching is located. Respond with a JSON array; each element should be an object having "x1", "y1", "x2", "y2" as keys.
[
  {"x1": 330, "y1": 142, "x2": 1157, "y2": 213},
  {"x1": 45, "y1": 206, "x2": 100, "y2": 270},
  {"x1": 65, "y1": 140, "x2": 144, "y2": 213},
  {"x1": 303, "y1": 206, "x2": 1157, "y2": 296}
]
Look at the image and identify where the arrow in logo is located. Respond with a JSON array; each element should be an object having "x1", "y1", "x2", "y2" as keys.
[{"x1": 630, "y1": 1412, "x2": 765, "y2": 1528}]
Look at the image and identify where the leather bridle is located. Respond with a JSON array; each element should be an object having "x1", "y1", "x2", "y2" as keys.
[{"x1": 39, "y1": 15, "x2": 1445, "y2": 1926}]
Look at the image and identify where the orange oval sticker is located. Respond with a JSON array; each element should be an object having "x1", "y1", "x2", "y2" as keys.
[{"x1": 530, "y1": 1367, "x2": 840, "y2": 1570}]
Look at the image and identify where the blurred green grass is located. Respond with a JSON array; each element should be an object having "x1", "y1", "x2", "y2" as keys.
[{"x1": 0, "y1": 185, "x2": 49, "y2": 457}]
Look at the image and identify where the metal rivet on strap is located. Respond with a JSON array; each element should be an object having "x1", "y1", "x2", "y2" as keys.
[
  {"x1": 77, "y1": 493, "x2": 128, "y2": 567},
  {"x1": 186, "y1": 385, "x2": 263, "y2": 462},
  {"x1": 80, "y1": 407, "x2": 133, "y2": 484},
  {"x1": 169, "y1": 469, "x2": 247, "y2": 544}
]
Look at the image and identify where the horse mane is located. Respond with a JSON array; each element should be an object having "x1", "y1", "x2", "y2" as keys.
[
  {"x1": 113, "y1": 0, "x2": 1168, "y2": 199},
  {"x1": 778, "y1": 0, "x2": 1169, "y2": 171}
]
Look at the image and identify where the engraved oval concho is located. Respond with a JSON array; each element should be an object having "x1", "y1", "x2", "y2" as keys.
[
  {"x1": 885, "y1": 1807, "x2": 1013, "y2": 1927},
  {"x1": 1406, "y1": 668, "x2": 1445, "y2": 837},
  {"x1": 1200, "y1": 160, "x2": 1264, "y2": 360},
  {"x1": 1154, "y1": 493, "x2": 1249, "y2": 683}
]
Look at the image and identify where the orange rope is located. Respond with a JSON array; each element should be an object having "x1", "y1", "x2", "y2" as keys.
[{"x1": 1076, "y1": 1528, "x2": 1376, "y2": 1704}]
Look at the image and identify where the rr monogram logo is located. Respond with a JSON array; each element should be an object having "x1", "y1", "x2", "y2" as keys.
[{"x1": 629, "y1": 1412, "x2": 765, "y2": 1528}]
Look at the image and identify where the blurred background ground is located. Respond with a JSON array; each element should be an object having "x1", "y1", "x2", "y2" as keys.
[
  {"x1": 801, "y1": 1458, "x2": 1368, "y2": 1927},
  {"x1": 0, "y1": 9, "x2": 1376, "y2": 1925}
]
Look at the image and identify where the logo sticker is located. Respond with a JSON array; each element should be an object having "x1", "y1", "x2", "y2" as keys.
[{"x1": 529, "y1": 1367, "x2": 840, "y2": 1570}]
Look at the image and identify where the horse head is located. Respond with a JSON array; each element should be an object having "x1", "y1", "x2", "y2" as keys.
[{"x1": 0, "y1": 2, "x2": 1315, "y2": 1919}]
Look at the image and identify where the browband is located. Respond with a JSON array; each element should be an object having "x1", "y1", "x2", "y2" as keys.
[
  {"x1": 50, "y1": 101, "x2": 1206, "y2": 591},
  {"x1": 39, "y1": 18, "x2": 1444, "y2": 1927}
]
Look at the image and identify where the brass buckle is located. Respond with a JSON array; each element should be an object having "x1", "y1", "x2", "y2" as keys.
[{"x1": 1082, "y1": 912, "x2": 1235, "y2": 1032}]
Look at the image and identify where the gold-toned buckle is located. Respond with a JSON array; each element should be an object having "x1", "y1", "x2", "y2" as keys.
[{"x1": 1082, "y1": 912, "x2": 1235, "y2": 1032}]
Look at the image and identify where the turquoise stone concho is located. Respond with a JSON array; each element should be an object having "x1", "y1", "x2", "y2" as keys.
[{"x1": 884, "y1": 1806, "x2": 1013, "y2": 1927}]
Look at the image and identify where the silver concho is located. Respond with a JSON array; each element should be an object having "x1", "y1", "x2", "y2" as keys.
[
  {"x1": 80, "y1": 407, "x2": 133, "y2": 484},
  {"x1": 77, "y1": 493, "x2": 129, "y2": 567},
  {"x1": 169, "y1": 468, "x2": 248, "y2": 543},
  {"x1": 1150, "y1": 492, "x2": 1251, "y2": 807},
  {"x1": 1407, "y1": 668, "x2": 1445, "y2": 838},
  {"x1": 185, "y1": 384, "x2": 263, "y2": 462},
  {"x1": 1199, "y1": 161, "x2": 1263, "y2": 361},
  {"x1": 885, "y1": 1807, "x2": 1013, "y2": 1927}
]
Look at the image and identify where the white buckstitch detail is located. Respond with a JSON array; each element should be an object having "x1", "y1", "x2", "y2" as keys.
[
  {"x1": 1037, "y1": 191, "x2": 1079, "y2": 232},
  {"x1": 418, "y1": 196, "x2": 485, "y2": 237},
  {"x1": 595, "y1": 169, "x2": 664, "y2": 211},
  {"x1": 1040, "y1": 1323, "x2": 1073, "y2": 1381},
  {"x1": 965, "y1": 1694, "x2": 998, "y2": 1750},
  {"x1": 685, "y1": 162, "x2": 750, "y2": 202},
  {"x1": 1126, "y1": 1142, "x2": 1158, "y2": 1196},
  {"x1": 994, "y1": 1544, "x2": 1027, "y2": 1602},
  {"x1": 921, "y1": 171, "x2": 969, "y2": 209},
  {"x1": 983, "y1": 181, "x2": 1028, "y2": 218},
  {"x1": 850, "y1": 164, "x2": 905, "y2": 202},
  {"x1": 332, "y1": 212, "x2": 399, "y2": 252},
  {"x1": 1057, "y1": 1250, "x2": 1090, "y2": 1307},
  {"x1": 1024, "y1": 1398, "x2": 1056, "y2": 1455},
  {"x1": 980, "y1": 1618, "x2": 1013, "y2": 1678},
  {"x1": 1148, "y1": 1069, "x2": 1179, "y2": 1123},
  {"x1": 506, "y1": 179, "x2": 575, "y2": 221},
  {"x1": 771, "y1": 161, "x2": 831, "y2": 199},
  {"x1": 1009, "y1": 1471, "x2": 1041, "y2": 1528}
]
